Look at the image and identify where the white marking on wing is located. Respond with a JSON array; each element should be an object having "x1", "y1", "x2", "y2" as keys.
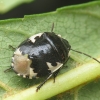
[
  {"x1": 29, "y1": 68, "x2": 37, "y2": 79},
  {"x1": 47, "y1": 62, "x2": 63, "y2": 72},
  {"x1": 14, "y1": 48, "x2": 22, "y2": 55},
  {"x1": 29, "y1": 33, "x2": 43, "y2": 43}
]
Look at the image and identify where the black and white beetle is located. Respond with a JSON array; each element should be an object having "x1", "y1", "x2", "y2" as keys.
[{"x1": 5, "y1": 23, "x2": 100, "y2": 91}]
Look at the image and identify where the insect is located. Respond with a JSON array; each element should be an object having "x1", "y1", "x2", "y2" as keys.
[{"x1": 5, "y1": 23, "x2": 100, "y2": 92}]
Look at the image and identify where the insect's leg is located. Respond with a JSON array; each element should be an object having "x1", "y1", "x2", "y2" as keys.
[
  {"x1": 4, "y1": 67, "x2": 12, "y2": 73},
  {"x1": 62, "y1": 57, "x2": 70, "y2": 69},
  {"x1": 53, "y1": 57, "x2": 70, "y2": 82},
  {"x1": 36, "y1": 73, "x2": 53, "y2": 92},
  {"x1": 51, "y1": 23, "x2": 54, "y2": 32},
  {"x1": 9, "y1": 45, "x2": 16, "y2": 51},
  {"x1": 65, "y1": 57, "x2": 70, "y2": 63},
  {"x1": 4, "y1": 45, "x2": 15, "y2": 72},
  {"x1": 53, "y1": 68, "x2": 61, "y2": 83}
]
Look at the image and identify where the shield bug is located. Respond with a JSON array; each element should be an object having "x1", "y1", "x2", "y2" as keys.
[{"x1": 5, "y1": 23, "x2": 100, "y2": 92}]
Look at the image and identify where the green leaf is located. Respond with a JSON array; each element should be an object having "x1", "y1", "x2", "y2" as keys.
[
  {"x1": 0, "y1": 1, "x2": 100, "y2": 100},
  {"x1": 0, "y1": 0, "x2": 33, "y2": 14}
]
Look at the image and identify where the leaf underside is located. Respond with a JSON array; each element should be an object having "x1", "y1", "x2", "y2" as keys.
[{"x1": 0, "y1": 1, "x2": 100, "y2": 100}]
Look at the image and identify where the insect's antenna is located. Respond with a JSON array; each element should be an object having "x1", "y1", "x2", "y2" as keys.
[
  {"x1": 51, "y1": 23, "x2": 54, "y2": 32},
  {"x1": 71, "y1": 49, "x2": 100, "y2": 63}
]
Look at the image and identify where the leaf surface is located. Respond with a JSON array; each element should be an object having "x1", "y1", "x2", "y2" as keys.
[{"x1": 0, "y1": 1, "x2": 100, "y2": 100}]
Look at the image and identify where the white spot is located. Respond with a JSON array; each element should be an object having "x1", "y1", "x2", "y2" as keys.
[
  {"x1": 13, "y1": 49, "x2": 39, "y2": 79},
  {"x1": 12, "y1": 57, "x2": 14, "y2": 61},
  {"x1": 17, "y1": 73, "x2": 21, "y2": 76},
  {"x1": 23, "y1": 75, "x2": 26, "y2": 78},
  {"x1": 13, "y1": 54, "x2": 32, "y2": 77},
  {"x1": 47, "y1": 62, "x2": 63, "y2": 73},
  {"x1": 58, "y1": 34, "x2": 61, "y2": 37},
  {"x1": 29, "y1": 68, "x2": 37, "y2": 79},
  {"x1": 11, "y1": 63, "x2": 14, "y2": 67},
  {"x1": 68, "y1": 52, "x2": 70, "y2": 57},
  {"x1": 29, "y1": 33, "x2": 43, "y2": 43},
  {"x1": 14, "y1": 48, "x2": 22, "y2": 55}
]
